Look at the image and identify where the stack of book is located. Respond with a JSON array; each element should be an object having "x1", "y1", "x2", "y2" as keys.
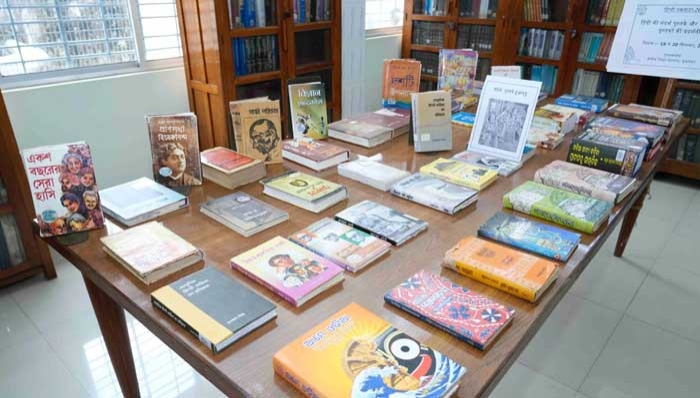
[
  {"x1": 328, "y1": 108, "x2": 411, "y2": 148},
  {"x1": 200, "y1": 147, "x2": 266, "y2": 190},
  {"x1": 261, "y1": 170, "x2": 348, "y2": 213},
  {"x1": 335, "y1": 200, "x2": 428, "y2": 246},
  {"x1": 100, "y1": 177, "x2": 188, "y2": 227},
  {"x1": 587, "y1": 116, "x2": 666, "y2": 160},
  {"x1": 567, "y1": 129, "x2": 648, "y2": 176},
  {"x1": 533, "y1": 105, "x2": 578, "y2": 135},
  {"x1": 337, "y1": 157, "x2": 410, "y2": 191},
  {"x1": 534, "y1": 160, "x2": 636, "y2": 204},
  {"x1": 607, "y1": 103, "x2": 684, "y2": 128},
  {"x1": 555, "y1": 93, "x2": 609, "y2": 113},
  {"x1": 200, "y1": 192, "x2": 288, "y2": 237},
  {"x1": 391, "y1": 173, "x2": 478, "y2": 215},
  {"x1": 281, "y1": 138, "x2": 349, "y2": 171},
  {"x1": 543, "y1": 103, "x2": 593, "y2": 125},
  {"x1": 571, "y1": 70, "x2": 625, "y2": 103},
  {"x1": 421, "y1": 158, "x2": 498, "y2": 191}
]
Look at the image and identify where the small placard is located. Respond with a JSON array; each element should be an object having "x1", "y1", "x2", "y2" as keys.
[{"x1": 491, "y1": 65, "x2": 522, "y2": 79}]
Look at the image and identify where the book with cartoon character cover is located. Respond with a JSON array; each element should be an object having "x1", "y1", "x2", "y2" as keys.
[
  {"x1": 273, "y1": 302, "x2": 467, "y2": 397},
  {"x1": 21, "y1": 141, "x2": 105, "y2": 237},
  {"x1": 385, "y1": 270, "x2": 515, "y2": 350},
  {"x1": 420, "y1": 158, "x2": 498, "y2": 191},
  {"x1": 437, "y1": 49, "x2": 478, "y2": 96},
  {"x1": 237, "y1": 100, "x2": 283, "y2": 164},
  {"x1": 230, "y1": 236, "x2": 344, "y2": 307},
  {"x1": 146, "y1": 113, "x2": 203, "y2": 187},
  {"x1": 200, "y1": 192, "x2": 288, "y2": 237},
  {"x1": 334, "y1": 200, "x2": 428, "y2": 246},
  {"x1": 288, "y1": 82, "x2": 328, "y2": 140}
]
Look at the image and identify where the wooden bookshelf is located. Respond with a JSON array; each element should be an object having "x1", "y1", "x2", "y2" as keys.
[{"x1": 176, "y1": 0, "x2": 342, "y2": 150}]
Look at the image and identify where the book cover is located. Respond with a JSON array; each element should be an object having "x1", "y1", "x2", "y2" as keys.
[
  {"x1": 443, "y1": 236, "x2": 559, "y2": 302},
  {"x1": 289, "y1": 218, "x2": 391, "y2": 272},
  {"x1": 527, "y1": 125, "x2": 564, "y2": 150},
  {"x1": 238, "y1": 100, "x2": 283, "y2": 163},
  {"x1": 289, "y1": 82, "x2": 328, "y2": 139},
  {"x1": 151, "y1": 267, "x2": 276, "y2": 354},
  {"x1": 437, "y1": 49, "x2": 478, "y2": 96},
  {"x1": 420, "y1": 158, "x2": 498, "y2": 191},
  {"x1": 21, "y1": 142, "x2": 105, "y2": 237},
  {"x1": 200, "y1": 192, "x2": 288, "y2": 235},
  {"x1": 452, "y1": 150, "x2": 522, "y2": 177},
  {"x1": 273, "y1": 302, "x2": 467, "y2": 397},
  {"x1": 147, "y1": 113, "x2": 203, "y2": 187},
  {"x1": 451, "y1": 111, "x2": 476, "y2": 127},
  {"x1": 568, "y1": 130, "x2": 647, "y2": 176},
  {"x1": 355, "y1": 108, "x2": 412, "y2": 134},
  {"x1": 229, "y1": 96, "x2": 269, "y2": 150},
  {"x1": 534, "y1": 159, "x2": 636, "y2": 204},
  {"x1": 334, "y1": 200, "x2": 428, "y2": 246},
  {"x1": 478, "y1": 211, "x2": 581, "y2": 261},
  {"x1": 261, "y1": 170, "x2": 345, "y2": 203},
  {"x1": 382, "y1": 59, "x2": 422, "y2": 109},
  {"x1": 230, "y1": 236, "x2": 344, "y2": 306},
  {"x1": 385, "y1": 270, "x2": 515, "y2": 350},
  {"x1": 411, "y1": 91, "x2": 452, "y2": 152},
  {"x1": 282, "y1": 138, "x2": 349, "y2": 163},
  {"x1": 587, "y1": 116, "x2": 665, "y2": 147},
  {"x1": 541, "y1": 103, "x2": 592, "y2": 125},
  {"x1": 391, "y1": 173, "x2": 478, "y2": 215},
  {"x1": 100, "y1": 177, "x2": 187, "y2": 224},
  {"x1": 502, "y1": 181, "x2": 612, "y2": 234},
  {"x1": 554, "y1": 94, "x2": 609, "y2": 113},
  {"x1": 337, "y1": 158, "x2": 411, "y2": 191},
  {"x1": 607, "y1": 103, "x2": 678, "y2": 127},
  {"x1": 200, "y1": 147, "x2": 258, "y2": 174},
  {"x1": 327, "y1": 119, "x2": 393, "y2": 147}
]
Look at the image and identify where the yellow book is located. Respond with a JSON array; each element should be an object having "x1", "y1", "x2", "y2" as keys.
[
  {"x1": 261, "y1": 170, "x2": 348, "y2": 213},
  {"x1": 420, "y1": 158, "x2": 498, "y2": 191},
  {"x1": 442, "y1": 236, "x2": 559, "y2": 302}
]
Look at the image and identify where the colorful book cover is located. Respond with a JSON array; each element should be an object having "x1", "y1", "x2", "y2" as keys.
[
  {"x1": 261, "y1": 170, "x2": 345, "y2": 203},
  {"x1": 478, "y1": 211, "x2": 581, "y2": 261},
  {"x1": 451, "y1": 112, "x2": 476, "y2": 127},
  {"x1": 443, "y1": 236, "x2": 559, "y2": 302},
  {"x1": 527, "y1": 126, "x2": 563, "y2": 150},
  {"x1": 437, "y1": 49, "x2": 478, "y2": 95},
  {"x1": 288, "y1": 82, "x2": 328, "y2": 140},
  {"x1": 200, "y1": 192, "x2": 288, "y2": 235},
  {"x1": 147, "y1": 113, "x2": 202, "y2": 187},
  {"x1": 289, "y1": 218, "x2": 391, "y2": 272},
  {"x1": 334, "y1": 200, "x2": 428, "y2": 246},
  {"x1": 238, "y1": 100, "x2": 283, "y2": 163},
  {"x1": 385, "y1": 270, "x2": 515, "y2": 350},
  {"x1": 420, "y1": 158, "x2": 498, "y2": 191},
  {"x1": 452, "y1": 151, "x2": 522, "y2": 177},
  {"x1": 21, "y1": 142, "x2": 105, "y2": 237},
  {"x1": 382, "y1": 59, "x2": 422, "y2": 109},
  {"x1": 100, "y1": 177, "x2": 187, "y2": 224},
  {"x1": 282, "y1": 138, "x2": 349, "y2": 163},
  {"x1": 554, "y1": 94, "x2": 609, "y2": 113},
  {"x1": 587, "y1": 116, "x2": 665, "y2": 147},
  {"x1": 273, "y1": 302, "x2": 467, "y2": 397},
  {"x1": 390, "y1": 173, "x2": 478, "y2": 215},
  {"x1": 607, "y1": 103, "x2": 678, "y2": 127},
  {"x1": 568, "y1": 130, "x2": 647, "y2": 177},
  {"x1": 411, "y1": 91, "x2": 452, "y2": 152},
  {"x1": 502, "y1": 181, "x2": 612, "y2": 234},
  {"x1": 200, "y1": 147, "x2": 258, "y2": 174},
  {"x1": 541, "y1": 103, "x2": 592, "y2": 125},
  {"x1": 534, "y1": 160, "x2": 636, "y2": 204},
  {"x1": 230, "y1": 236, "x2": 344, "y2": 306}
]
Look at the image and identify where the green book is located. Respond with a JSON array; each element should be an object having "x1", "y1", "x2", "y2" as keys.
[{"x1": 502, "y1": 181, "x2": 612, "y2": 234}]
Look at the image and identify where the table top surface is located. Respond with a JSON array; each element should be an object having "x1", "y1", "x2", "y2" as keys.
[{"x1": 45, "y1": 118, "x2": 687, "y2": 398}]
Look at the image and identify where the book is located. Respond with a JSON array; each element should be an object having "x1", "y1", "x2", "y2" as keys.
[
  {"x1": 100, "y1": 177, "x2": 188, "y2": 227},
  {"x1": 146, "y1": 113, "x2": 202, "y2": 187},
  {"x1": 628, "y1": 103, "x2": 684, "y2": 125},
  {"x1": 527, "y1": 125, "x2": 564, "y2": 150},
  {"x1": 567, "y1": 130, "x2": 647, "y2": 177},
  {"x1": 607, "y1": 103, "x2": 680, "y2": 127},
  {"x1": 200, "y1": 147, "x2": 266, "y2": 190},
  {"x1": 541, "y1": 103, "x2": 593, "y2": 125},
  {"x1": 289, "y1": 82, "x2": 328, "y2": 139},
  {"x1": 587, "y1": 116, "x2": 666, "y2": 147},
  {"x1": 478, "y1": 211, "x2": 581, "y2": 261},
  {"x1": 533, "y1": 106, "x2": 577, "y2": 135},
  {"x1": 151, "y1": 267, "x2": 276, "y2": 354},
  {"x1": 101, "y1": 221, "x2": 203, "y2": 284},
  {"x1": 327, "y1": 118, "x2": 393, "y2": 148},
  {"x1": 200, "y1": 192, "x2": 288, "y2": 237},
  {"x1": 337, "y1": 156, "x2": 410, "y2": 191},
  {"x1": 334, "y1": 200, "x2": 428, "y2": 246},
  {"x1": 420, "y1": 158, "x2": 498, "y2": 191},
  {"x1": 260, "y1": 170, "x2": 347, "y2": 213},
  {"x1": 452, "y1": 150, "x2": 522, "y2": 177},
  {"x1": 555, "y1": 94, "x2": 609, "y2": 113},
  {"x1": 230, "y1": 236, "x2": 344, "y2": 307},
  {"x1": 236, "y1": 99, "x2": 283, "y2": 163},
  {"x1": 281, "y1": 138, "x2": 349, "y2": 171},
  {"x1": 21, "y1": 142, "x2": 105, "y2": 237},
  {"x1": 353, "y1": 107, "x2": 412, "y2": 138},
  {"x1": 451, "y1": 111, "x2": 475, "y2": 127},
  {"x1": 534, "y1": 160, "x2": 636, "y2": 204},
  {"x1": 382, "y1": 59, "x2": 422, "y2": 109},
  {"x1": 437, "y1": 49, "x2": 478, "y2": 96},
  {"x1": 443, "y1": 236, "x2": 559, "y2": 302},
  {"x1": 391, "y1": 173, "x2": 478, "y2": 215},
  {"x1": 230, "y1": 96, "x2": 269, "y2": 149},
  {"x1": 385, "y1": 270, "x2": 515, "y2": 350},
  {"x1": 289, "y1": 218, "x2": 391, "y2": 272},
  {"x1": 503, "y1": 181, "x2": 612, "y2": 234},
  {"x1": 411, "y1": 91, "x2": 452, "y2": 152},
  {"x1": 273, "y1": 302, "x2": 467, "y2": 397}
]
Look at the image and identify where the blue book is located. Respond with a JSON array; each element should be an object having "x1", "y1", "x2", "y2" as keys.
[
  {"x1": 100, "y1": 177, "x2": 188, "y2": 227},
  {"x1": 242, "y1": 0, "x2": 257, "y2": 27},
  {"x1": 555, "y1": 94, "x2": 609, "y2": 113},
  {"x1": 451, "y1": 111, "x2": 475, "y2": 126},
  {"x1": 232, "y1": 40, "x2": 241, "y2": 75},
  {"x1": 299, "y1": 0, "x2": 306, "y2": 22},
  {"x1": 531, "y1": 65, "x2": 542, "y2": 82},
  {"x1": 478, "y1": 212, "x2": 581, "y2": 261}
]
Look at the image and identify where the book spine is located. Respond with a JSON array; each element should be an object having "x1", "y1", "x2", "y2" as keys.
[
  {"x1": 443, "y1": 257, "x2": 537, "y2": 302},
  {"x1": 555, "y1": 97, "x2": 599, "y2": 112},
  {"x1": 272, "y1": 356, "x2": 322, "y2": 397},
  {"x1": 231, "y1": 262, "x2": 299, "y2": 306},
  {"x1": 151, "y1": 296, "x2": 216, "y2": 353},
  {"x1": 333, "y1": 216, "x2": 398, "y2": 246},
  {"x1": 567, "y1": 139, "x2": 629, "y2": 175}
]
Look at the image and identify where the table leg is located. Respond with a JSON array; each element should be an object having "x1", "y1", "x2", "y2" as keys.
[
  {"x1": 615, "y1": 185, "x2": 650, "y2": 258},
  {"x1": 83, "y1": 276, "x2": 141, "y2": 398}
]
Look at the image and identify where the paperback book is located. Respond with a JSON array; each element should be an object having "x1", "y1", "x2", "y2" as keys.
[
  {"x1": 100, "y1": 177, "x2": 188, "y2": 227},
  {"x1": 390, "y1": 173, "x2": 478, "y2": 215},
  {"x1": 200, "y1": 147, "x2": 266, "y2": 190},
  {"x1": 289, "y1": 82, "x2": 328, "y2": 139},
  {"x1": 289, "y1": 217, "x2": 391, "y2": 272},
  {"x1": 334, "y1": 200, "x2": 428, "y2": 246},
  {"x1": 451, "y1": 111, "x2": 476, "y2": 127},
  {"x1": 151, "y1": 267, "x2": 276, "y2": 354},
  {"x1": 229, "y1": 96, "x2": 268, "y2": 150},
  {"x1": 273, "y1": 302, "x2": 467, "y2": 397},
  {"x1": 420, "y1": 158, "x2": 498, "y2": 191},
  {"x1": 478, "y1": 211, "x2": 581, "y2": 261},
  {"x1": 437, "y1": 49, "x2": 478, "y2": 96},
  {"x1": 554, "y1": 94, "x2": 609, "y2": 113},
  {"x1": 385, "y1": 270, "x2": 515, "y2": 350},
  {"x1": 337, "y1": 156, "x2": 410, "y2": 191},
  {"x1": 147, "y1": 113, "x2": 202, "y2": 187},
  {"x1": 22, "y1": 141, "x2": 105, "y2": 237},
  {"x1": 200, "y1": 192, "x2": 288, "y2": 237},
  {"x1": 541, "y1": 103, "x2": 593, "y2": 125},
  {"x1": 411, "y1": 90, "x2": 452, "y2": 152},
  {"x1": 587, "y1": 115, "x2": 665, "y2": 150},
  {"x1": 452, "y1": 151, "x2": 522, "y2": 177},
  {"x1": 236, "y1": 99, "x2": 283, "y2": 163},
  {"x1": 382, "y1": 59, "x2": 422, "y2": 109},
  {"x1": 527, "y1": 125, "x2": 564, "y2": 150},
  {"x1": 260, "y1": 170, "x2": 348, "y2": 213},
  {"x1": 532, "y1": 106, "x2": 577, "y2": 135},
  {"x1": 534, "y1": 160, "x2": 636, "y2": 204},
  {"x1": 352, "y1": 107, "x2": 412, "y2": 138},
  {"x1": 567, "y1": 130, "x2": 647, "y2": 177},
  {"x1": 281, "y1": 138, "x2": 349, "y2": 171},
  {"x1": 607, "y1": 103, "x2": 680, "y2": 127},
  {"x1": 230, "y1": 236, "x2": 344, "y2": 307},
  {"x1": 327, "y1": 118, "x2": 393, "y2": 148}
]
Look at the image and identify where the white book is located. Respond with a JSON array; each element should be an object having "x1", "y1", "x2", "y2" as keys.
[
  {"x1": 337, "y1": 155, "x2": 410, "y2": 192},
  {"x1": 411, "y1": 91, "x2": 452, "y2": 152},
  {"x1": 100, "y1": 177, "x2": 188, "y2": 226}
]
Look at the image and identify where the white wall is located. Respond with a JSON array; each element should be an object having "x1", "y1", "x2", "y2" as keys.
[
  {"x1": 364, "y1": 34, "x2": 402, "y2": 111},
  {"x1": 4, "y1": 68, "x2": 189, "y2": 189}
]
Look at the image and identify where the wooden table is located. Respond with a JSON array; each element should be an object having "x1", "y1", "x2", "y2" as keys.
[{"x1": 43, "y1": 119, "x2": 688, "y2": 398}]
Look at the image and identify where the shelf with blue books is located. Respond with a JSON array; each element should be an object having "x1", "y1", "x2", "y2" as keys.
[
  {"x1": 292, "y1": 0, "x2": 333, "y2": 23},
  {"x1": 229, "y1": 0, "x2": 279, "y2": 29},
  {"x1": 413, "y1": 0, "x2": 450, "y2": 17}
]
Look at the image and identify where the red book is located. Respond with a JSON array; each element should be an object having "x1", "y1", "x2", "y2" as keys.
[{"x1": 200, "y1": 147, "x2": 257, "y2": 173}]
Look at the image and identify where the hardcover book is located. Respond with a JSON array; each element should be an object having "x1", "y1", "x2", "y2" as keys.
[
  {"x1": 607, "y1": 103, "x2": 679, "y2": 127},
  {"x1": 534, "y1": 160, "x2": 636, "y2": 204},
  {"x1": 200, "y1": 192, "x2": 288, "y2": 237},
  {"x1": 230, "y1": 236, "x2": 344, "y2": 307},
  {"x1": 281, "y1": 138, "x2": 349, "y2": 171},
  {"x1": 289, "y1": 218, "x2": 391, "y2": 272},
  {"x1": 567, "y1": 130, "x2": 647, "y2": 177},
  {"x1": 327, "y1": 119, "x2": 393, "y2": 148},
  {"x1": 587, "y1": 116, "x2": 665, "y2": 147},
  {"x1": 382, "y1": 59, "x2": 422, "y2": 109},
  {"x1": 541, "y1": 103, "x2": 593, "y2": 125},
  {"x1": 437, "y1": 49, "x2": 478, "y2": 96},
  {"x1": 554, "y1": 94, "x2": 609, "y2": 113},
  {"x1": 527, "y1": 125, "x2": 564, "y2": 150},
  {"x1": 478, "y1": 211, "x2": 581, "y2": 261},
  {"x1": 334, "y1": 200, "x2": 428, "y2": 246},
  {"x1": 443, "y1": 236, "x2": 559, "y2": 302},
  {"x1": 100, "y1": 177, "x2": 188, "y2": 227},
  {"x1": 237, "y1": 99, "x2": 283, "y2": 163},
  {"x1": 411, "y1": 91, "x2": 452, "y2": 152},
  {"x1": 151, "y1": 267, "x2": 276, "y2": 354},
  {"x1": 355, "y1": 107, "x2": 412, "y2": 138},
  {"x1": 273, "y1": 302, "x2": 467, "y2": 397},
  {"x1": 22, "y1": 142, "x2": 105, "y2": 237},
  {"x1": 385, "y1": 270, "x2": 514, "y2": 350},
  {"x1": 391, "y1": 173, "x2": 478, "y2": 215},
  {"x1": 337, "y1": 157, "x2": 411, "y2": 191},
  {"x1": 452, "y1": 150, "x2": 522, "y2": 177},
  {"x1": 288, "y1": 82, "x2": 328, "y2": 139},
  {"x1": 260, "y1": 170, "x2": 348, "y2": 213},
  {"x1": 451, "y1": 111, "x2": 475, "y2": 127},
  {"x1": 200, "y1": 147, "x2": 266, "y2": 190},
  {"x1": 502, "y1": 181, "x2": 612, "y2": 234},
  {"x1": 420, "y1": 158, "x2": 498, "y2": 191},
  {"x1": 532, "y1": 106, "x2": 577, "y2": 135},
  {"x1": 146, "y1": 113, "x2": 203, "y2": 187}
]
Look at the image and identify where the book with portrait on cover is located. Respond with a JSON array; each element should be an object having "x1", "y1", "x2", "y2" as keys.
[
  {"x1": 260, "y1": 170, "x2": 348, "y2": 213},
  {"x1": 236, "y1": 99, "x2": 283, "y2": 163},
  {"x1": 334, "y1": 200, "x2": 428, "y2": 246},
  {"x1": 146, "y1": 113, "x2": 202, "y2": 187}
]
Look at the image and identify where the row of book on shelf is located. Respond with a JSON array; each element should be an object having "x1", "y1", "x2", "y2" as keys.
[
  {"x1": 578, "y1": 32, "x2": 614, "y2": 65},
  {"x1": 571, "y1": 69, "x2": 625, "y2": 103},
  {"x1": 456, "y1": 24, "x2": 495, "y2": 52},
  {"x1": 586, "y1": 0, "x2": 625, "y2": 26},
  {"x1": 671, "y1": 89, "x2": 700, "y2": 128},
  {"x1": 232, "y1": 36, "x2": 279, "y2": 76},
  {"x1": 518, "y1": 28, "x2": 565, "y2": 60},
  {"x1": 456, "y1": 0, "x2": 499, "y2": 18},
  {"x1": 522, "y1": 0, "x2": 567, "y2": 22}
]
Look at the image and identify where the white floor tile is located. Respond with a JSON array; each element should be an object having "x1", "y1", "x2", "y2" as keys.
[
  {"x1": 652, "y1": 232, "x2": 700, "y2": 278},
  {"x1": 580, "y1": 316, "x2": 700, "y2": 398},
  {"x1": 517, "y1": 294, "x2": 622, "y2": 391},
  {"x1": 638, "y1": 178, "x2": 696, "y2": 225},
  {"x1": 0, "y1": 294, "x2": 41, "y2": 352},
  {"x1": 602, "y1": 213, "x2": 676, "y2": 262},
  {"x1": 673, "y1": 192, "x2": 700, "y2": 236},
  {"x1": 489, "y1": 362, "x2": 579, "y2": 398}
]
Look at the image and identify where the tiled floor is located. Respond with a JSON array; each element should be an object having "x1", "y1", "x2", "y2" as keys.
[{"x1": 1, "y1": 175, "x2": 699, "y2": 398}]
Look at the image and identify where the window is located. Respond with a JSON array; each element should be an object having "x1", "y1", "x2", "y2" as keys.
[
  {"x1": 365, "y1": 0, "x2": 403, "y2": 36},
  {"x1": 137, "y1": 0, "x2": 181, "y2": 61}
]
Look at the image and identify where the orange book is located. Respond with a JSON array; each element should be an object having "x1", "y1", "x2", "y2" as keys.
[
  {"x1": 382, "y1": 59, "x2": 421, "y2": 109},
  {"x1": 443, "y1": 236, "x2": 559, "y2": 302}
]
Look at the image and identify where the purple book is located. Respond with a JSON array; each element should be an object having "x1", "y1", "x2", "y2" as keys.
[{"x1": 230, "y1": 236, "x2": 344, "y2": 307}]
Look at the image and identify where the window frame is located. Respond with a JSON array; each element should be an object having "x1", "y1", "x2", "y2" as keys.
[{"x1": 364, "y1": 0, "x2": 405, "y2": 38}]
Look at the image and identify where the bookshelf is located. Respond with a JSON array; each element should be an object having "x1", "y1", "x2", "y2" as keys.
[
  {"x1": 0, "y1": 90, "x2": 56, "y2": 287},
  {"x1": 176, "y1": 0, "x2": 342, "y2": 150}
]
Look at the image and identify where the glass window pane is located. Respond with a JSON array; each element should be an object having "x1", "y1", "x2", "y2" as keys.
[{"x1": 366, "y1": 0, "x2": 403, "y2": 30}]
